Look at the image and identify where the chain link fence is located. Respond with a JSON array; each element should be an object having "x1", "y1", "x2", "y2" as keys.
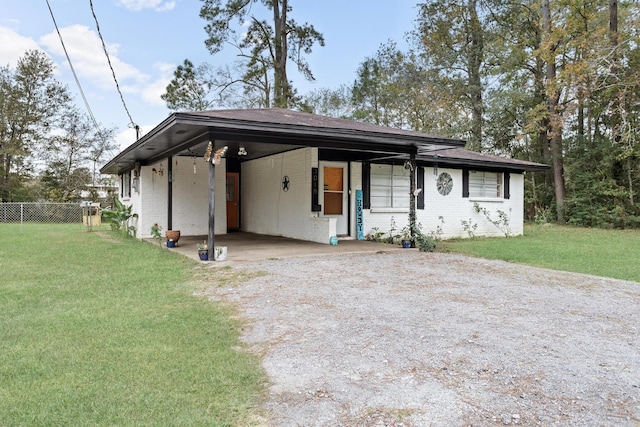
[{"x1": 0, "y1": 202, "x2": 83, "y2": 224}]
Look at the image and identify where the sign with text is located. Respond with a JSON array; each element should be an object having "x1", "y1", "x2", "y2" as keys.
[{"x1": 356, "y1": 189, "x2": 364, "y2": 240}]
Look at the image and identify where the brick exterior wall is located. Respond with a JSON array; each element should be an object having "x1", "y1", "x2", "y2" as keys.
[
  {"x1": 123, "y1": 153, "x2": 526, "y2": 242},
  {"x1": 361, "y1": 166, "x2": 525, "y2": 239}
]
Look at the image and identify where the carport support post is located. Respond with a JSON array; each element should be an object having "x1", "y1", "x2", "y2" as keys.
[
  {"x1": 207, "y1": 160, "x2": 216, "y2": 261},
  {"x1": 409, "y1": 153, "x2": 417, "y2": 248}
]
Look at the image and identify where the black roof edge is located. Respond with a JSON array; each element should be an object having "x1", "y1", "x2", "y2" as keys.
[{"x1": 417, "y1": 156, "x2": 549, "y2": 172}]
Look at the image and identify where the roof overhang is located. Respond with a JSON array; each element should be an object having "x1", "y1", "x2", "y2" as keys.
[
  {"x1": 100, "y1": 109, "x2": 467, "y2": 175},
  {"x1": 417, "y1": 148, "x2": 550, "y2": 173}
]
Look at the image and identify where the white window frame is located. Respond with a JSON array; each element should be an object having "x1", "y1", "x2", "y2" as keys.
[
  {"x1": 121, "y1": 171, "x2": 131, "y2": 199},
  {"x1": 469, "y1": 170, "x2": 502, "y2": 198},
  {"x1": 370, "y1": 164, "x2": 410, "y2": 209}
]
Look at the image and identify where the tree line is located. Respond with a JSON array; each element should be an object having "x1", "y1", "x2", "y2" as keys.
[
  {"x1": 166, "y1": 0, "x2": 639, "y2": 228},
  {"x1": 3, "y1": 0, "x2": 638, "y2": 229},
  {"x1": 0, "y1": 50, "x2": 116, "y2": 203}
]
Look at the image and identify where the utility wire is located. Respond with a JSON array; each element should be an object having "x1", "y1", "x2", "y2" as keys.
[
  {"x1": 89, "y1": 0, "x2": 139, "y2": 137},
  {"x1": 44, "y1": 0, "x2": 103, "y2": 137},
  {"x1": 44, "y1": 0, "x2": 118, "y2": 172}
]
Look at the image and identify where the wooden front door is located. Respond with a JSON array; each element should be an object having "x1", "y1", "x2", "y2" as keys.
[
  {"x1": 319, "y1": 162, "x2": 348, "y2": 236},
  {"x1": 226, "y1": 172, "x2": 240, "y2": 230}
]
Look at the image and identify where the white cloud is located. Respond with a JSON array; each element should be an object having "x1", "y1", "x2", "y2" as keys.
[
  {"x1": 39, "y1": 24, "x2": 149, "y2": 90},
  {"x1": 115, "y1": 123, "x2": 157, "y2": 151},
  {"x1": 0, "y1": 26, "x2": 42, "y2": 67},
  {"x1": 141, "y1": 61, "x2": 175, "y2": 106},
  {"x1": 117, "y1": 0, "x2": 176, "y2": 12}
]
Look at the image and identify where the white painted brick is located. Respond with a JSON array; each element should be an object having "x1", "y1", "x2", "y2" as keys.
[{"x1": 125, "y1": 153, "x2": 526, "y2": 243}]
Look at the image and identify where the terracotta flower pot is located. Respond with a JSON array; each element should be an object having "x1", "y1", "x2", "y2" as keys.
[{"x1": 165, "y1": 229, "x2": 180, "y2": 244}]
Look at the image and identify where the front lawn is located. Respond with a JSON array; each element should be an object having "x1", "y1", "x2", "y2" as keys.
[
  {"x1": 439, "y1": 224, "x2": 640, "y2": 283},
  {"x1": 0, "y1": 224, "x2": 265, "y2": 426}
]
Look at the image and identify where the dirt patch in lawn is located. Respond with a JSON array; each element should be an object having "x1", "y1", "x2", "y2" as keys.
[{"x1": 202, "y1": 251, "x2": 640, "y2": 426}]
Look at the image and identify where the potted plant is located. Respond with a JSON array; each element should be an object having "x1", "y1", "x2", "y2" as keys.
[
  {"x1": 400, "y1": 225, "x2": 412, "y2": 248},
  {"x1": 165, "y1": 229, "x2": 180, "y2": 246},
  {"x1": 197, "y1": 241, "x2": 208, "y2": 261}
]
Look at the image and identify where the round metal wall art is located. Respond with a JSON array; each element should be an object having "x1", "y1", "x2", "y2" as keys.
[{"x1": 436, "y1": 172, "x2": 453, "y2": 196}]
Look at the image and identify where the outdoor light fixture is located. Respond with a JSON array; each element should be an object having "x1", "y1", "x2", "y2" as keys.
[
  {"x1": 403, "y1": 160, "x2": 414, "y2": 171},
  {"x1": 238, "y1": 146, "x2": 247, "y2": 156}
]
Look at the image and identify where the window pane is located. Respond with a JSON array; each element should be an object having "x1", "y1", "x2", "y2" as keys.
[
  {"x1": 324, "y1": 167, "x2": 343, "y2": 191},
  {"x1": 324, "y1": 192, "x2": 343, "y2": 214},
  {"x1": 469, "y1": 171, "x2": 501, "y2": 197},
  {"x1": 369, "y1": 164, "x2": 412, "y2": 208}
]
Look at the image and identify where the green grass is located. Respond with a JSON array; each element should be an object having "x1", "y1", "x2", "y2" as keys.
[
  {"x1": 0, "y1": 224, "x2": 266, "y2": 426},
  {"x1": 439, "y1": 223, "x2": 640, "y2": 283}
]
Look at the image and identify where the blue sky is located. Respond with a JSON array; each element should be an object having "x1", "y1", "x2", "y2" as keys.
[{"x1": 1, "y1": 0, "x2": 418, "y2": 151}]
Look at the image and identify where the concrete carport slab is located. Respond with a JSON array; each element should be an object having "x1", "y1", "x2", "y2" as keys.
[{"x1": 165, "y1": 232, "x2": 407, "y2": 264}]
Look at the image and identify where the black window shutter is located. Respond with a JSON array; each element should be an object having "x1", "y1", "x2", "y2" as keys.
[
  {"x1": 462, "y1": 169, "x2": 469, "y2": 198},
  {"x1": 504, "y1": 173, "x2": 510, "y2": 199},
  {"x1": 120, "y1": 174, "x2": 124, "y2": 198},
  {"x1": 417, "y1": 167, "x2": 425, "y2": 209},
  {"x1": 362, "y1": 162, "x2": 371, "y2": 209}
]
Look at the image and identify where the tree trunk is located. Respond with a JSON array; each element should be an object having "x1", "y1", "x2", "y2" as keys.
[
  {"x1": 467, "y1": 0, "x2": 484, "y2": 152},
  {"x1": 541, "y1": 0, "x2": 566, "y2": 224},
  {"x1": 1, "y1": 154, "x2": 11, "y2": 202},
  {"x1": 272, "y1": 0, "x2": 289, "y2": 108}
]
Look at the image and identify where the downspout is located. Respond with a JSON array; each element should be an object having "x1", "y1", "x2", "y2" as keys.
[{"x1": 167, "y1": 156, "x2": 173, "y2": 230}]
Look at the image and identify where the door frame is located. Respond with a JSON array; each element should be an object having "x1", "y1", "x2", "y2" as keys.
[{"x1": 319, "y1": 161, "x2": 350, "y2": 236}]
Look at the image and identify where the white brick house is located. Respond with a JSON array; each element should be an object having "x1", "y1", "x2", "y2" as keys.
[{"x1": 101, "y1": 109, "x2": 547, "y2": 258}]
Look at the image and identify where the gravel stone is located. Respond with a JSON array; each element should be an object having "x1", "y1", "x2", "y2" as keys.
[{"x1": 204, "y1": 251, "x2": 640, "y2": 426}]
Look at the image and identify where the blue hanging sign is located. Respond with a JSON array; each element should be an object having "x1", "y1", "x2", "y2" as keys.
[{"x1": 356, "y1": 189, "x2": 364, "y2": 240}]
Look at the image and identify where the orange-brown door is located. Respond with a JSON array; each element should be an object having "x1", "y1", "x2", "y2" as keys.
[
  {"x1": 320, "y1": 162, "x2": 348, "y2": 235},
  {"x1": 226, "y1": 172, "x2": 240, "y2": 230}
]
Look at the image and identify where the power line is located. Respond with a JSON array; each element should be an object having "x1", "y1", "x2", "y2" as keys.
[
  {"x1": 44, "y1": 0, "x2": 118, "y2": 163},
  {"x1": 44, "y1": 0, "x2": 103, "y2": 136},
  {"x1": 89, "y1": 0, "x2": 139, "y2": 137}
]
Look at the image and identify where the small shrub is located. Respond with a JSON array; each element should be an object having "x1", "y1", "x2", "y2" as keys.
[
  {"x1": 428, "y1": 216, "x2": 445, "y2": 241},
  {"x1": 415, "y1": 233, "x2": 437, "y2": 252},
  {"x1": 102, "y1": 197, "x2": 138, "y2": 237},
  {"x1": 461, "y1": 218, "x2": 478, "y2": 238},
  {"x1": 474, "y1": 202, "x2": 513, "y2": 237}
]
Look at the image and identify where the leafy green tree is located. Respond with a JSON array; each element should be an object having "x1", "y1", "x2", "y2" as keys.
[
  {"x1": 351, "y1": 43, "x2": 404, "y2": 127},
  {"x1": 199, "y1": 0, "x2": 324, "y2": 108},
  {"x1": 0, "y1": 50, "x2": 70, "y2": 201},
  {"x1": 350, "y1": 41, "x2": 468, "y2": 137},
  {"x1": 41, "y1": 108, "x2": 114, "y2": 201},
  {"x1": 412, "y1": 0, "x2": 488, "y2": 150},
  {"x1": 40, "y1": 162, "x2": 92, "y2": 202},
  {"x1": 300, "y1": 85, "x2": 352, "y2": 118},
  {"x1": 162, "y1": 59, "x2": 221, "y2": 111}
]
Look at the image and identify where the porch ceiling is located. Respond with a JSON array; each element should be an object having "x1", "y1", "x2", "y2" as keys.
[{"x1": 100, "y1": 108, "x2": 467, "y2": 175}]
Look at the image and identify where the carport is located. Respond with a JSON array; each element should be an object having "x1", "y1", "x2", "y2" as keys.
[{"x1": 101, "y1": 108, "x2": 466, "y2": 260}]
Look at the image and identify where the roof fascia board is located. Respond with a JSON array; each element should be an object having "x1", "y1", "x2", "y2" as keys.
[
  {"x1": 418, "y1": 157, "x2": 549, "y2": 172},
  {"x1": 100, "y1": 114, "x2": 179, "y2": 174}
]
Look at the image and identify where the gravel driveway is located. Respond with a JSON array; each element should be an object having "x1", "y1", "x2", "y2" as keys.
[{"x1": 205, "y1": 251, "x2": 640, "y2": 426}]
